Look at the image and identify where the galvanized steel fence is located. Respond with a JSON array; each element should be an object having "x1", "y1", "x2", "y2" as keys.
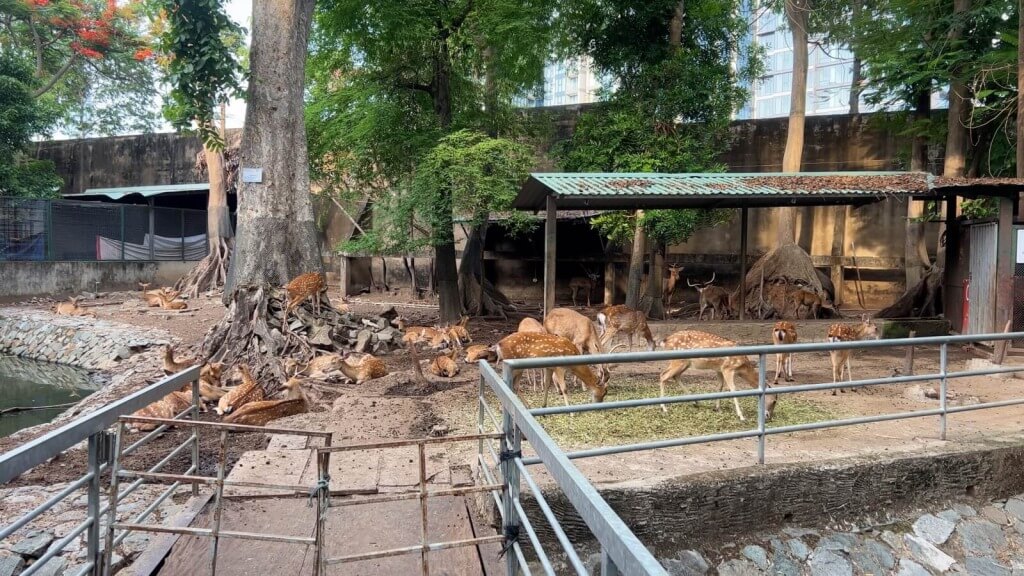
[{"x1": 477, "y1": 331, "x2": 1024, "y2": 575}]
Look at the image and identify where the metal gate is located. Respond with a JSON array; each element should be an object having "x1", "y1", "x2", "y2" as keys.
[{"x1": 968, "y1": 222, "x2": 998, "y2": 335}]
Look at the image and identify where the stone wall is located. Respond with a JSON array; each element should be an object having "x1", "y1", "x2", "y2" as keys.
[
  {"x1": 0, "y1": 309, "x2": 170, "y2": 370},
  {"x1": 0, "y1": 261, "x2": 193, "y2": 299}
]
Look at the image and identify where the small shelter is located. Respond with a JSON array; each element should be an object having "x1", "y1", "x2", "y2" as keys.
[{"x1": 513, "y1": 172, "x2": 1022, "y2": 337}]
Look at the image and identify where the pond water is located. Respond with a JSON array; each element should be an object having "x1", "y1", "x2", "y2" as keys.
[{"x1": 0, "y1": 356, "x2": 100, "y2": 438}]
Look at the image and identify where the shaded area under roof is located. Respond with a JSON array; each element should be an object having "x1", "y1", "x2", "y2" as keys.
[
  {"x1": 514, "y1": 172, "x2": 1024, "y2": 211},
  {"x1": 64, "y1": 183, "x2": 210, "y2": 200}
]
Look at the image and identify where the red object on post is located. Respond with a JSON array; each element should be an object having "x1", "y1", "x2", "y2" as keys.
[{"x1": 962, "y1": 277, "x2": 970, "y2": 332}]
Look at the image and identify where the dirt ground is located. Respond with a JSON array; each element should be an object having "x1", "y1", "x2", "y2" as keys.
[{"x1": 6, "y1": 288, "x2": 1024, "y2": 492}]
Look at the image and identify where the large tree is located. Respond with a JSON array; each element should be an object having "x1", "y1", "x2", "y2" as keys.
[
  {"x1": 777, "y1": 0, "x2": 811, "y2": 244},
  {"x1": 307, "y1": 0, "x2": 551, "y2": 323},
  {"x1": 0, "y1": 52, "x2": 62, "y2": 198}
]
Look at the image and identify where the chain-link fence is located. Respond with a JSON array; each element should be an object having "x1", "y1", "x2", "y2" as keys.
[{"x1": 0, "y1": 197, "x2": 208, "y2": 262}]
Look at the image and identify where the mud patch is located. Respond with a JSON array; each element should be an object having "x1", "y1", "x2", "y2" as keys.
[
  {"x1": 385, "y1": 378, "x2": 464, "y2": 397},
  {"x1": 410, "y1": 405, "x2": 444, "y2": 437}
]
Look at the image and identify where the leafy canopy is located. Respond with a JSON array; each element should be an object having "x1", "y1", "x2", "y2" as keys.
[{"x1": 0, "y1": 53, "x2": 61, "y2": 198}]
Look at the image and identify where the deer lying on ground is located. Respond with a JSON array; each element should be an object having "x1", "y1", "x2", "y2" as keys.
[
  {"x1": 446, "y1": 316, "x2": 472, "y2": 345},
  {"x1": 216, "y1": 365, "x2": 266, "y2": 415},
  {"x1": 337, "y1": 353, "x2": 389, "y2": 384},
  {"x1": 771, "y1": 321, "x2": 798, "y2": 383},
  {"x1": 429, "y1": 348, "x2": 460, "y2": 378},
  {"x1": 284, "y1": 353, "x2": 345, "y2": 379},
  {"x1": 129, "y1": 391, "x2": 193, "y2": 432},
  {"x1": 543, "y1": 308, "x2": 604, "y2": 356},
  {"x1": 658, "y1": 330, "x2": 777, "y2": 421},
  {"x1": 688, "y1": 274, "x2": 731, "y2": 320},
  {"x1": 596, "y1": 305, "x2": 655, "y2": 352},
  {"x1": 155, "y1": 290, "x2": 188, "y2": 310},
  {"x1": 827, "y1": 315, "x2": 880, "y2": 395},
  {"x1": 139, "y1": 283, "x2": 175, "y2": 307},
  {"x1": 464, "y1": 344, "x2": 497, "y2": 363},
  {"x1": 663, "y1": 264, "x2": 684, "y2": 306},
  {"x1": 162, "y1": 346, "x2": 227, "y2": 403},
  {"x1": 55, "y1": 297, "x2": 94, "y2": 317},
  {"x1": 496, "y1": 332, "x2": 609, "y2": 407},
  {"x1": 398, "y1": 318, "x2": 452, "y2": 350},
  {"x1": 224, "y1": 376, "x2": 309, "y2": 427},
  {"x1": 283, "y1": 272, "x2": 326, "y2": 323},
  {"x1": 568, "y1": 270, "x2": 600, "y2": 307}
]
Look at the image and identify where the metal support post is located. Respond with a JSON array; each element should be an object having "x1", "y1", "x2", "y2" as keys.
[
  {"x1": 148, "y1": 199, "x2": 155, "y2": 262},
  {"x1": 191, "y1": 380, "x2": 201, "y2": 497},
  {"x1": 86, "y1": 433, "x2": 105, "y2": 576},
  {"x1": 180, "y1": 209, "x2": 186, "y2": 260},
  {"x1": 500, "y1": 364, "x2": 522, "y2": 576},
  {"x1": 120, "y1": 205, "x2": 126, "y2": 261},
  {"x1": 757, "y1": 353, "x2": 767, "y2": 465},
  {"x1": 418, "y1": 443, "x2": 430, "y2": 576},
  {"x1": 45, "y1": 200, "x2": 53, "y2": 261},
  {"x1": 210, "y1": 430, "x2": 229, "y2": 576},
  {"x1": 478, "y1": 373, "x2": 485, "y2": 463},
  {"x1": 939, "y1": 343, "x2": 948, "y2": 440},
  {"x1": 103, "y1": 423, "x2": 124, "y2": 576},
  {"x1": 313, "y1": 450, "x2": 330, "y2": 576},
  {"x1": 601, "y1": 548, "x2": 621, "y2": 576}
]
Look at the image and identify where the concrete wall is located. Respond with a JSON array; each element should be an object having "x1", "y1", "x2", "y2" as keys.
[{"x1": 0, "y1": 261, "x2": 193, "y2": 299}]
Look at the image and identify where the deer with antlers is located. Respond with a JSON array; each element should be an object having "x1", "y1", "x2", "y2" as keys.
[
  {"x1": 663, "y1": 264, "x2": 684, "y2": 306},
  {"x1": 596, "y1": 305, "x2": 655, "y2": 352},
  {"x1": 771, "y1": 321, "x2": 798, "y2": 383},
  {"x1": 658, "y1": 330, "x2": 777, "y2": 421},
  {"x1": 496, "y1": 331, "x2": 609, "y2": 407},
  {"x1": 568, "y1": 268, "x2": 600, "y2": 307},
  {"x1": 688, "y1": 273, "x2": 731, "y2": 321},
  {"x1": 827, "y1": 315, "x2": 881, "y2": 395}
]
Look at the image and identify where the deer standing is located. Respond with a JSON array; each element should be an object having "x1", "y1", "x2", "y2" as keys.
[
  {"x1": 827, "y1": 315, "x2": 880, "y2": 395},
  {"x1": 283, "y1": 272, "x2": 326, "y2": 323},
  {"x1": 568, "y1": 269, "x2": 600, "y2": 307},
  {"x1": 771, "y1": 321, "x2": 798, "y2": 383},
  {"x1": 658, "y1": 330, "x2": 776, "y2": 421},
  {"x1": 596, "y1": 305, "x2": 655, "y2": 352},
  {"x1": 688, "y1": 274, "x2": 731, "y2": 321},
  {"x1": 793, "y1": 288, "x2": 823, "y2": 319},
  {"x1": 663, "y1": 264, "x2": 684, "y2": 306},
  {"x1": 543, "y1": 308, "x2": 604, "y2": 356},
  {"x1": 224, "y1": 377, "x2": 309, "y2": 427},
  {"x1": 514, "y1": 317, "x2": 547, "y2": 390},
  {"x1": 496, "y1": 332, "x2": 609, "y2": 407},
  {"x1": 55, "y1": 297, "x2": 93, "y2": 317}
]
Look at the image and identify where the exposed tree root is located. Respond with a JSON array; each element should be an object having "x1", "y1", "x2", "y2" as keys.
[
  {"x1": 733, "y1": 243, "x2": 840, "y2": 320},
  {"x1": 175, "y1": 238, "x2": 232, "y2": 299},
  {"x1": 876, "y1": 267, "x2": 943, "y2": 319}
]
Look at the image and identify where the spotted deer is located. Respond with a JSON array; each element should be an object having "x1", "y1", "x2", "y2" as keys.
[
  {"x1": 827, "y1": 315, "x2": 881, "y2": 395},
  {"x1": 129, "y1": 391, "x2": 193, "y2": 432},
  {"x1": 464, "y1": 344, "x2": 497, "y2": 363},
  {"x1": 596, "y1": 305, "x2": 655, "y2": 352},
  {"x1": 162, "y1": 346, "x2": 226, "y2": 404},
  {"x1": 543, "y1": 308, "x2": 604, "y2": 356},
  {"x1": 337, "y1": 353, "x2": 389, "y2": 384},
  {"x1": 284, "y1": 272, "x2": 327, "y2": 320},
  {"x1": 793, "y1": 288, "x2": 824, "y2": 319},
  {"x1": 224, "y1": 377, "x2": 309, "y2": 427},
  {"x1": 55, "y1": 297, "x2": 93, "y2": 317},
  {"x1": 771, "y1": 321, "x2": 798, "y2": 383},
  {"x1": 568, "y1": 269, "x2": 600, "y2": 307},
  {"x1": 216, "y1": 365, "x2": 267, "y2": 415},
  {"x1": 446, "y1": 316, "x2": 472, "y2": 345},
  {"x1": 688, "y1": 274, "x2": 731, "y2": 320},
  {"x1": 398, "y1": 318, "x2": 451, "y2": 350},
  {"x1": 496, "y1": 332, "x2": 609, "y2": 407},
  {"x1": 517, "y1": 317, "x2": 546, "y2": 333},
  {"x1": 284, "y1": 353, "x2": 345, "y2": 379},
  {"x1": 429, "y1": 348, "x2": 460, "y2": 377},
  {"x1": 658, "y1": 330, "x2": 776, "y2": 421},
  {"x1": 663, "y1": 264, "x2": 684, "y2": 306}
]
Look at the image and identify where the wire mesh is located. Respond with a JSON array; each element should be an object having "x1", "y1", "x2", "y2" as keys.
[
  {"x1": 0, "y1": 197, "x2": 208, "y2": 262},
  {"x1": 1014, "y1": 262, "x2": 1024, "y2": 348}
]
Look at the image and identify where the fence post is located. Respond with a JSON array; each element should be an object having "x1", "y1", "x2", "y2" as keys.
[
  {"x1": 103, "y1": 423, "x2": 124, "y2": 576},
  {"x1": 45, "y1": 199, "x2": 53, "y2": 261},
  {"x1": 148, "y1": 200, "x2": 155, "y2": 261},
  {"x1": 180, "y1": 209, "x2": 185, "y2": 261},
  {"x1": 477, "y1": 372, "x2": 484, "y2": 462},
  {"x1": 939, "y1": 343, "x2": 948, "y2": 441},
  {"x1": 86, "y1": 432, "x2": 107, "y2": 576},
  {"x1": 119, "y1": 205, "x2": 126, "y2": 261},
  {"x1": 757, "y1": 353, "x2": 767, "y2": 465},
  {"x1": 191, "y1": 376, "x2": 201, "y2": 496},
  {"x1": 500, "y1": 364, "x2": 521, "y2": 576}
]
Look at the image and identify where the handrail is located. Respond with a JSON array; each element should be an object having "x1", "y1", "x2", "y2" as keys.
[{"x1": 0, "y1": 366, "x2": 200, "y2": 484}]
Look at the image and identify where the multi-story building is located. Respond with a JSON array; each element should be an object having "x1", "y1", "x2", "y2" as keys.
[{"x1": 515, "y1": 57, "x2": 604, "y2": 108}]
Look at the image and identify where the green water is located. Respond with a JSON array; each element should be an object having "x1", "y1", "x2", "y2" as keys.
[{"x1": 0, "y1": 356, "x2": 99, "y2": 438}]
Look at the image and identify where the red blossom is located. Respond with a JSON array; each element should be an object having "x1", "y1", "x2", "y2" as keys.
[
  {"x1": 70, "y1": 41, "x2": 103, "y2": 59},
  {"x1": 133, "y1": 47, "x2": 153, "y2": 61}
]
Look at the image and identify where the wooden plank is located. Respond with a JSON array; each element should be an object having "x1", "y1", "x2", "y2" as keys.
[
  {"x1": 223, "y1": 450, "x2": 311, "y2": 497},
  {"x1": 123, "y1": 492, "x2": 213, "y2": 576},
  {"x1": 297, "y1": 448, "x2": 381, "y2": 495},
  {"x1": 465, "y1": 495, "x2": 506, "y2": 576}
]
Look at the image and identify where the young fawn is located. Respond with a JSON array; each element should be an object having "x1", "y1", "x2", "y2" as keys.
[
  {"x1": 337, "y1": 354, "x2": 389, "y2": 384},
  {"x1": 129, "y1": 391, "x2": 193, "y2": 432},
  {"x1": 446, "y1": 316, "x2": 472, "y2": 345},
  {"x1": 156, "y1": 290, "x2": 187, "y2": 310},
  {"x1": 827, "y1": 315, "x2": 880, "y2": 395},
  {"x1": 659, "y1": 330, "x2": 777, "y2": 421},
  {"x1": 596, "y1": 305, "x2": 655, "y2": 352},
  {"x1": 771, "y1": 321, "x2": 798, "y2": 383},
  {"x1": 464, "y1": 344, "x2": 497, "y2": 363},
  {"x1": 224, "y1": 377, "x2": 309, "y2": 427},
  {"x1": 162, "y1": 346, "x2": 226, "y2": 403},
  {"x1": 398, "y1": 318, "x2": 452, "y2": 350},
  {"x1": 429, "y1": 347, "x2": 460, "y2": 378},
  {"x1": 284, "y1": 272, "x2": 326, "y2": 321},
  {"x1": 496, "y1": 332, "x2": 609, "y2": 407}
]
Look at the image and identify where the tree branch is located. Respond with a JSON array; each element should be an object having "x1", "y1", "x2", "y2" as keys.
[
  {"x1": 33, "y1": 53, "x2": 76, "y2": 97},
  {"x1": 449, "y1": 0, "x2": 474, "y2": 32}
]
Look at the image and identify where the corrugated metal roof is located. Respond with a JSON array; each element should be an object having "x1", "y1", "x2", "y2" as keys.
[
  {"x1": 64, "y1": 183, "x2": 210, "y2": 200},
  {"x1": 514, "y1": 172, "x2": 939, "y2": 210}
]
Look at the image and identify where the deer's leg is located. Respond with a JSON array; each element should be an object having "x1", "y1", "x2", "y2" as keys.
[
  {"x1": 658, "y1": 360, "x2": 690, "y2": 412},
  {"x1": 723, "y1": 370, "x2": 745, "y2": 421},
  {"x1": 830, "y1": 351, "x2": 841, "y2": 395},
  {"x1": 552, "y1": 367, "x2": 572, "y2": 410},
  {"x1": 786, "y1": 353, "x2": 794, "y2": 381},
  {"x1": 846, "y1": 357, "x2": 854, "y2": 387},
  {"x1": 542, "y1": 369, "x2": 553, "y2": 408},
  {"x1": 626, "y1": 333, "x2": 634, "y2": 352},
  {"x1": 773, "y1": 353, "x2": 784, "y2": 383}
]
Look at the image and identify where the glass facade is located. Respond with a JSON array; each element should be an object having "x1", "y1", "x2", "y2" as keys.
[{"x1": 514, "y1": 57, "x2": 605, "y2": 108}]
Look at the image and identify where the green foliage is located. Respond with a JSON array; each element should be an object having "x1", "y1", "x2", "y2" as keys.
[
  {"x1": 150, "y1": 0, "x2": 246, "y2": 148},
  {"x1": 0, "y1": 52, "x2": 61, "y2": 198},
  {"x1": 590, "y1": 209, "x2": 732, "y2": 249},
  {"x1": 961, "y1": 198, "x2": 999, "y2": 220}
]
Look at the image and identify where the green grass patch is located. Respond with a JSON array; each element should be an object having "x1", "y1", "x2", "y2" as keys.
[{"x1": 475, "y1": 376, "x2": 841, "y2": 450}]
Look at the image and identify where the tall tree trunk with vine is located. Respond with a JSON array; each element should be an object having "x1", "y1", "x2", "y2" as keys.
[
  {"x1": 778, "y1": 0, "x2": 810, "y2": 244},
  {"x1": 176, "y1": 133, "x2": 234, "y2": 297},
  {"x1": 203, "y1": 0, "x2": 324, "y2": 386},
  {"x1": 644, "y1": 244, "x2": 666, "y2": 319},
  {"x1": 625, "y1": 210, "x2": 646, "y2": 309},
  {"x1": 943, "y1": 0, "x2": 971, "y2": 179},
  {"x1": 430, "y1": 33, "x2": 463, "y2": 325},
  {"x1": 906, "y1": 89, "x2": 932, "y2": 287}
]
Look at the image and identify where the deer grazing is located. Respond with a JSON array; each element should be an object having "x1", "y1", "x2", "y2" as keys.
[
  {"x1": 596, "y1": 305, "x2": 655, "y2": 352},
  {"x1": 543, "y1": 308, "x2": 604, "y2": 356},
  {"x1": 827, "y1": 315, "x2": 881, "y2": 395},
  {"x1": 429, "y1": 347, "x2": 460, "y2": 377},
  {"x1": 336, "y1": 353, "x2": 389, "y2": 384},
  {"x1": 658, "y1": 330, "x2": 776, "y2": 421},
  {"x1": 663, "y1": 264, "x2": 684, "y2": 306},
  {"x1": 688, "y1": 274, "x2": 731, "y2": 321},
  {"x1": 224, "y1": 376, "x2": 309, "y2": 427},
  {"x1": 464, "y1": 344, "x2": 497, "y2": 363},
  {"x1": 771, "y1": 321, "x2": 798, "y2": 383},
  {"x1": 568, "y1": 269, "x2": 600, "y2": 307},
  {"x1": 496, "y1": 332, "x2": 609, "y2": 407},
  {"x1": 216, "y1": 365, "x2": 266, "y2": 415},
  {"x1": 283, "y1": 272, "x2": 326, "y2": 322},
  {"x1": 55, "y1": 297, "x2": 93, "y2": 317}
]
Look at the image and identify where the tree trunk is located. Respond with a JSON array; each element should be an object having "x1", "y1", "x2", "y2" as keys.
[
  {"x1": 848, "y1": 0, "x2": 862, "y2": 115},
  {"x1": 906, "y1": 89, "x2": 932, "y2": 287},
  {"x1": 779, "y1": 0, "x2": 809, "y2": 244},
  {"x1": 943, "y1": 0, "x2": 971, "y2": 178},
  {"x1": 830, "y1": 206, "x2": 846, "y2": 307},
  {"x1": 459, "y1": 223, "x2": 513, "y2": 317},
  {"x1": 625, "y1": 210, "x2": 646, "y2": 309},
  {"x1": 1018, "y1": 0, "x2": 1024, "y2": 183},
  {"x1": 431, "y1": 33, "x2": 461, "y2": 324},
  {"x1": 669, "y1": 0, "x2": 685, "y2": 47},
  {"x1": 645, "y1": 244, "x2": 666, "y2": 319}
]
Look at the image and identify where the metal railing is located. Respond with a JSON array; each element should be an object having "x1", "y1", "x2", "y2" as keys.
[
  {"x1": 0, "y1": 367, "x2": 202, "y2": 576},
  {"x1": 477, "y1": 331, "x2": 1024, "y2": 576}
]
